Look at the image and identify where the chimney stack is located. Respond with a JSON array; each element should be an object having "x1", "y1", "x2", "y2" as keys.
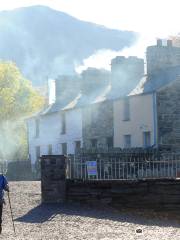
[
  {"x1": 146, "y1": 39, "x2": 180, "y2": 75},
  {"x1": 157, "y1": 39, "x2": 162, "y2": 47},
  {"x1": 81, "y1": 68, "x2": 110, "y2": 95},
  {"x1": 55, "y1": 75, "x2": 80, "y2": 101},
  {"x1": 111, "y1": 56, "x2": 144, "y2": 94},
  {"x1": 167, "y1": 39, "x2": 172, "y2": 47}
]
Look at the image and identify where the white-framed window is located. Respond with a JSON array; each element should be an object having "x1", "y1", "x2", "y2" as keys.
[
  {"x1": 123, "y1": 98, "x2": 130, "y2": 121},
  {"x1": 143, "y1": 131, "x2": 151, "y2": 147},
  {"x1": 124, "y1": 135, "x2": 131, "y2": 148},
  {"x1": 61, "y1": 143, "x2": 67, "y2": 155},
  {"x1": 89, "y1": 106, "x2": 98, "y2": 125}
]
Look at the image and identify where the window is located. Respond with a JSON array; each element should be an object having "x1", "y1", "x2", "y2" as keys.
[
  {"x1": 61, "y1": 112, "x2": 66, "y2": 134},
  {"x1": 91, "y1": 138, "x2": 97, "y2": 148},
  {"x1": 124, "y1": 135, "x2": 131, "y2": 148},
  {"x1": 123, "y1": 98, "x2": 130, "y2": 121},
  {"x1": 86, "y1": 107, "x2": 92, "y2": 124},
  {"x1": 35, "y1": 146, "x2": 40, "y2": 160},
  {"x1": 61, "y1": 143, "x2": 67, "y2": 155},
  {"x1": 106, "y1": 137, "x2": 113, "y2": 149},
  {"x1": 75, "y1": 141, "x2": 81, "y2": 151},
  {"x1": 91, "y1": 107, "x2": 98, "y2": 124},
  {"x1": 35, "y1": 119, "x2": 40, "y2": 138},
  {"x1": 143, "y1": 131, "x2": 151, "y2": 147},
  {"x1": 48, "y1": 144, "x2": 52, "y2": 155}
]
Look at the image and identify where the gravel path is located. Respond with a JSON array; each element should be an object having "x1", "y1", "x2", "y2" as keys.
[{"x1": 1, "y1": 181, "x2": 180, "y2": 239}]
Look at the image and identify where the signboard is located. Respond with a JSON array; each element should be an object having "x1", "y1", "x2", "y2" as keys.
[{"x1": 86, "y1": 161, "x2": 97, "y2": 177}]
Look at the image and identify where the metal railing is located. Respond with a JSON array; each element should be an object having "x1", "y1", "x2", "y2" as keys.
[{"x1": 67, "y1": 154, "x2": 180, "y2": 180}]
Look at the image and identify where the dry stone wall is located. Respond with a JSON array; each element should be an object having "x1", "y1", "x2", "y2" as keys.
[
  {"x1": 82, "y1": 101, "x2": 114, "y2": 149},
  {"x1": 66, "y1": 179, "x2": 180, "y2": 210}
]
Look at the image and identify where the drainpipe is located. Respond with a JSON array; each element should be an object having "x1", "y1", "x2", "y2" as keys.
[{"x1": 153, "y1": 92, "x2": 158, "y2": 147}]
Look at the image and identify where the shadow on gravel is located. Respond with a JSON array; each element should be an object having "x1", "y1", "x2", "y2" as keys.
[
  {"x1": 15, "y1": 202, "x2": 180, "y2": 228},
  {"x1": 15, "y1": 203, "x2": 60, "y2": 223}
]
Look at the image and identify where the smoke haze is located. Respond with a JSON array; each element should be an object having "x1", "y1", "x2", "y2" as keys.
[{"x1": 0, "y1": 5, "x2": 137, "y2": 86}]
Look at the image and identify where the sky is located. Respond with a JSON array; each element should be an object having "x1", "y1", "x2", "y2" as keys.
[
  {"x1": 0, "y1": 0, "x2": 180, "y2": 70},
  {"x1": 1, "y1": 0, "x2": 179, "y2": 36}
]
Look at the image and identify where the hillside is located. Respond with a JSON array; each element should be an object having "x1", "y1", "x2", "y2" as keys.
[{"x1": 0, "y1": 5, "x2": 137, "y2": 85}]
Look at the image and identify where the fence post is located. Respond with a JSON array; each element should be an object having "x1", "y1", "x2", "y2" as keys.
[{"x1": 41, "y1": 155, "x2": 67, "y2": 203}]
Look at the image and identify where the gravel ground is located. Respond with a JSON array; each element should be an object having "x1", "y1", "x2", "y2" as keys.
[{"x1": 1, "y1": 181, "x2": 180, "y2": 239}]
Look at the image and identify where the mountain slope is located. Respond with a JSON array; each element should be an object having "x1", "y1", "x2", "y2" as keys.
[{"x1": 0, "y1": 5, "x2": 138, "y2": 85}]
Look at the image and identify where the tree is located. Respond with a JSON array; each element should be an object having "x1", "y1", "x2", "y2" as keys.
[
  {"x1": 0, "y1": 62, "x2": 44, "y2": 120},
  {"x1": 0, "y1": 62, "x2": 44, "y2": 163}
]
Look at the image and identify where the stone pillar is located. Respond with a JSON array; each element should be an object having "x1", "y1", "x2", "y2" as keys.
[{"x1": 41, "y1": 155, "x2": 67, "y2": 203}]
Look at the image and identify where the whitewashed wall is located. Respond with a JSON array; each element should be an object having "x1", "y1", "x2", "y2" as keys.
[
  {"x1": 57, "y1": 108, "x2": 82, "y2": 153},
  {"x1": 113, "y1": 93, "x2": 156, "y2": 148},
  {"x1": 27, "y1": 108, "x2": 82, "y2": 165}
]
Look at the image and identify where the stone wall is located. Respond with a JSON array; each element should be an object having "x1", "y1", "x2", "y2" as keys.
[
  {"x1": 157, "y1": 78, "x2": 180, "y2": 149},
  {"x1": 41, "y1": 155, "x2": 67, "y2": 203},
  {"x1": 40, "y1": 154, "x2": 180, "y2": 210},
  {"x1": 82, "y1": 101, "x2": 113, "y2": 149},
  {"x1": 67, "y1": 179, "x2": 180, "y2": 210}
]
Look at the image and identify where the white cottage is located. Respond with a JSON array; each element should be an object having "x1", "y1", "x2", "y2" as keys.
[
  {"x1": 27, "y1": 75, "x2": 83, "y2": 168},
  {"x1": 27, "y1": 107, "x2": 82, "y2": 167}
]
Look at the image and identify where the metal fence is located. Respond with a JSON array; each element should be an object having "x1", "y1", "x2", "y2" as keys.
[{"x1": 67, "y1": 153, "x2": 180, "y2": 180}]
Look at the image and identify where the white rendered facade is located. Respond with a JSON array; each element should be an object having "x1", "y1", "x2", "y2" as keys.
[{"x1": 27, "y1": 108, "x2": 82, "y2": 166}]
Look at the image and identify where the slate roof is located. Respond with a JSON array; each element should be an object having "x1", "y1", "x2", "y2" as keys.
[
  {"x1": 40, "y1": 85, "x2": 112, "y2": 115},
  {"x1": 38, "y1": 65, "x2": 180, "y2": 116},
  {"x1": 130, "y1": 66, "x2": 180, "y2": 95}
]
